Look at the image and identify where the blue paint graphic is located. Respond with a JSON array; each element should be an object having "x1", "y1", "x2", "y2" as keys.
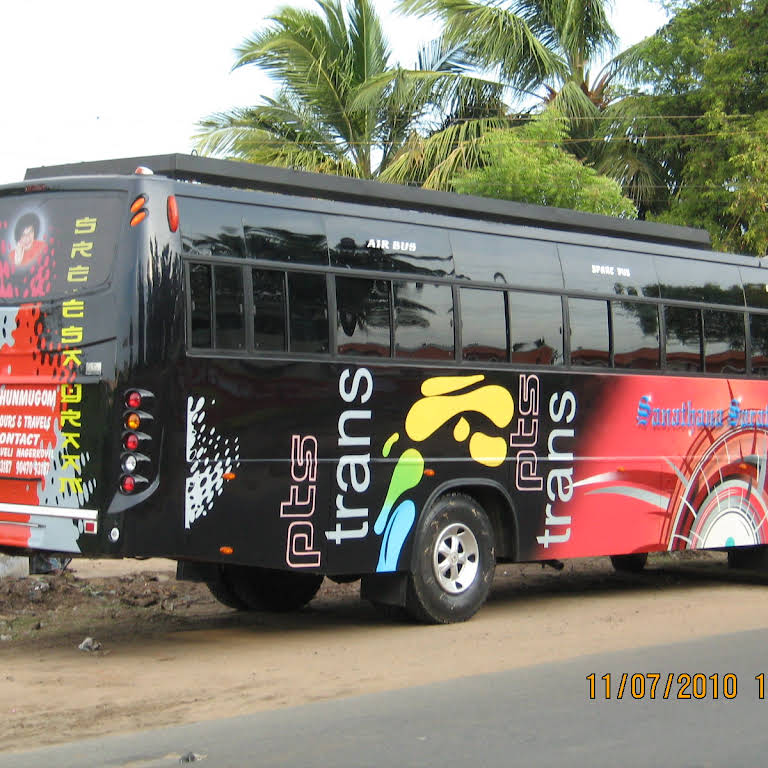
[
  {"x1": 376, "y1": 500, "x2": 416, "y2": 572},
  {"x1": 637, "y1": 395, "x2": 651, "y2": 426}
]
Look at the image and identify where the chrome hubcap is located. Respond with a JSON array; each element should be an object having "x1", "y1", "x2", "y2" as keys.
[{"x1": 432, "y1": 523, "x2": 479, "y2": 594}]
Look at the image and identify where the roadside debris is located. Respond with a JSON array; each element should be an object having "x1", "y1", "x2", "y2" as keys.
[{"x1": 78, "y1": 636, "x2": 102, "y2": 652}]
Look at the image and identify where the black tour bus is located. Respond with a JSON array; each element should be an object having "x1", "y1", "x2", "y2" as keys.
[{"x1": 0, "y1": 153, "x2": 767, "y2": 623}]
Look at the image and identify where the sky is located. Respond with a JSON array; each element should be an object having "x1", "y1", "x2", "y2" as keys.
[{"x1": 0, "y1": 0, "x2": 668, "y2": 185}]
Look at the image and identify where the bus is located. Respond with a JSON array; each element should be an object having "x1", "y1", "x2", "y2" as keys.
[{"x1": 0, "y1": 153, "x2": 766, "y2": 623}]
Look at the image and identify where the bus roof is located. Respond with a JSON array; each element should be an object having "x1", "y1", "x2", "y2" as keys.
[{"x1": 24, "y1": 153, "x2": 711, "y2": 250}]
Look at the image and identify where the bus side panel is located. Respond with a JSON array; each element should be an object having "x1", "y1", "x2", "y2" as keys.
[{"x1": 518, "y1": 371, "x2": 768, "y2": 561}]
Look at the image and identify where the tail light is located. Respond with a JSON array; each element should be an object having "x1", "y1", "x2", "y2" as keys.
[{"x1": 119, "y1": 388, "x2": 155, "y2": 495}]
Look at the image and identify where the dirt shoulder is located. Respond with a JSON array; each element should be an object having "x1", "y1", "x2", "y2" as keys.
[{"x1": 2, "y1": 552, "x2": 768, "y2": 753}]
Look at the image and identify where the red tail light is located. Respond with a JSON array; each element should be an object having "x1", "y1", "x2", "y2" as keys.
[
  {"x1": 124, "y1": 433, "x2": 139, "y2": 452},
  {"x1": 126, "y1": 391, "x2": 142, "y2": 409},
  {"x1": 121, "y1": 476, "x2": 136, "y2": 493}
]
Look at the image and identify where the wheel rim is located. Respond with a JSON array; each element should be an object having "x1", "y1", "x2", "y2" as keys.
[{"x1": 432, "y1": 523, "x2": 480, "y2": 595}]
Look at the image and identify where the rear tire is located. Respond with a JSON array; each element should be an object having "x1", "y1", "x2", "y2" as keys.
[
  {"x1": 728, "y1": 545, "x2": 768, "y2": 570},
  {"x1": 610, "y1": 553, "x2": 648, "y2": 573},
  {"x1": 223, "y1": 565, "x2": 324, "y2": 612},
  {"x1": 405, "y1": 493, "x2": 495, "y2": 624},
  {"x1": 205, "y1": 565, "x2": 249, "y2": 610}
]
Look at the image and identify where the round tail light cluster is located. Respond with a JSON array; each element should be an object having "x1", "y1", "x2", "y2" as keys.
[{"x1": 120, "y1": 389, "x2": 154, "y2": 495}]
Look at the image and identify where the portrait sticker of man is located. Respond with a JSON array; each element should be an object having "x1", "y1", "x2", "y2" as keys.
[{"x1": 10, "y1": 213, "x2": 47, "y2": 267}]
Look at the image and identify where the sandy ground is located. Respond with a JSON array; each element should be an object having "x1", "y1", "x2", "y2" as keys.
[{"x1": 2, "y1": 552, "x2": 768, "y2": 753}]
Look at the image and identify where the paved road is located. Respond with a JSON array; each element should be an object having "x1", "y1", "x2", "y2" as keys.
[{"x1": 5, "y1": 627, "x2": 768, "y2": 768}]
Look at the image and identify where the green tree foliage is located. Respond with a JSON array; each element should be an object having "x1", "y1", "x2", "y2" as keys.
[
  {"x1": 450, "y1": 113, "x2": 637, "y2": 217},
  {"x1": 194, "y1": 0, "x2": 439, "y2": 178},
  {"x1": 383, "y1": 0, "x2": 646, "y2": 187},
  {"x1": 625, "y1": 0, "x2": 768, "y2": 254}
]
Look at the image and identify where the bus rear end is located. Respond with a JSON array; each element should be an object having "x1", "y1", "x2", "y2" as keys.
[{"x1": 0, "y1": 176, "x2": 177, "y2": 559}]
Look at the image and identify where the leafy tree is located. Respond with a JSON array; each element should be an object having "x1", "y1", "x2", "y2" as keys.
[
  {"x1": 194, "y1": 0, "x2": 441, "y2": 178},
  {"x1": 450, "y1": 112, "x2": 637, "y2": 217},
  {"x1": 623, "y1": 0, "x2": 768, "y2": 254},
  {"x1": 382, "y1": 0, "x2": 645, "y2": 188}
]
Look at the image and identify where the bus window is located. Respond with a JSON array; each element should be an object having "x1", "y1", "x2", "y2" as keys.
[
  {"x1": 657, "y1": 256, "x2": 744, "y2": 306},
  {"x1": 612, "y1": 301, "x2": 660, "y2": 370},
  {"x1": 179, "y1": 197, "x2": 246, "y2": 259},
  {"x1": 560, "y1": 244, "x2": 659, "y2": 298},
  {"x1": 665, "y1": 305, "x2": 703, "y2": 371},
  {"x1": 336, "y1": 276, "x2": 391, "y2": 357},
  {"x1": 244, "y1": 208, "x2": 328, "y2": 265},
  {"x1": 394, "y1": 281, "x2": 454, "y2": 360},
  {"x1": 568, "y1": 297, "x2": 610, "y2": 367},
  {"x1": 703, "y1": 309, "x2": 746, "y2": 374},
  {"x1": 288, "y1": 272, "x2": 329, "y2": 354},
  {"x1": 451, "y1": 230, "x2": 562, "y2": 289},
  {"x1": 252, "y1": 269, "x2": 286, "y2": 352},
  {"x1": 189, "y1": 263, "x2": 212, "y2": 348},
  {"x1": 751, "y1": 314, "x2": 768, "y2": 374},
  {"x1": 508, "y1": 291, "x2": 563, "y2": 365},
  {"x1": 214, "y1": 265, "x2": 245, "y2": 351},
  {"x1": 460, "y1": 287, "x2": 507, "y2": 362},
  {"x1": 327, "y1": 216, "x2": 453, "y2": 276}
]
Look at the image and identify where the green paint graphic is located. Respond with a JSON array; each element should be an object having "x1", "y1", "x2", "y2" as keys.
[
  {"x1": 373, "y1": 448, "x2": 424, "y2": 535},
  {"x1": 382, "y1": 432, "x2": 399, "y2": 458}
]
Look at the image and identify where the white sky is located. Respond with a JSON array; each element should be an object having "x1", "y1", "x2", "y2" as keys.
[{"x1": 0, "y1": 1, "x2": 668, "y2": 184}]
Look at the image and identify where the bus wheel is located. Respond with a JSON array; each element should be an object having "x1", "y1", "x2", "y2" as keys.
[
  {"x1": 405, "y1": 493, "x2": 495, "y2": 624},
  {"x1": 205, "y1": 566, "x2": 249, "y2": 610},
  {"x1": 610, "y1": 553, "x2": 648, "y2": 573},
  {"x1": 728, "y1": 546, "x2": 768, "y2": 570},
  {"x1": 224, "y1": 565, "x2": 324, "y2": 612}
]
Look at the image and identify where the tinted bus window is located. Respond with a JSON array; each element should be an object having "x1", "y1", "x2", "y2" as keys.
[
  {"x1": 451, "y1": 230, "x2": 563, "y2": 288},
  {"x1": 394, "y1": 281, "x2": 454, "y2": 360},
  {"x1": 569, "y1": 298, "x2": 610, "y2": 367},
  {"x1": 751, "y1": 314, "x2": 768, "y2": 374},
  {"x1": 288, "y1": 273, "x2": 328, "y2": 353},
  {"x1": 612, "y1": 301, "x2": 660, "y2": 370},
  {"x1": 179, "y1": 197, "x2": 246, "y2": 259},
  {"x1": 336, "y1": 277, "x2": 391, "y2": 357},
  {"x1": 703, "y1": 309, "x2": 746, "y2": 373},
  {"x1": 244, "y1": 208, "x2": 328, "y2": 265},
  {"x1": 327, "y1": 216, "x2": 453, "y2": 276},
  {"x1": 189, "y1": 263, "x2": 212, "y2": 348},
  {"x1": 252, "y1": 269, "x2": 286, "y2": 352},
  {"x1": 665, "y1": 306, "x2": 703, "y2": 371},
  {"x1": 559, "y1": 245, "x2": 659, "y2": 298},
  {"x1": 656, "y1": 257, "x2": 744, "y2": 306},
  {"x1": 508, "y1": 291, "x2": 563, "y2": 365},
  {"x1": 214, "y1": 266, "x2": 245, "y2": 350},
  {"x1": 461, "y1": 288, "x2": 507, "y2": 362},
  {"x1": 741, "y1": 266, "x2": 768, "y2": 311}
]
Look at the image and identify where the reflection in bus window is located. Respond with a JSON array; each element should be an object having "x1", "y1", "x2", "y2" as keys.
[
  {"x1": 508, "y1": 291, "x2": 562, "y2": 365},
  {"x1": 189, "y1": 263, "x2": 212, "y2": 348},
  {"x1": 665, "y1": 306, "x2": 703, "y2": 372},
  {"x1": 336, "y1": 277, "x2": 391, "y2": 357},
  {"x1": 569, "y1": 298, "x2": 610, "y2": 367},
  {"x1": 288, "y1": 273, "x2": 329, "y2": 354},
  {"x1": 394, "y1": 281, "x2": 454, "y2": 360},
  {"x1": 612, "y1": 301, "x2": 660, "y2": 370},
  {"x1": 214, "y1": 265, "x2": 245, "y2": 350},
  {"x1": 245, "y1": 208, "x2": 328, "y2": 265},
  {"x1": 703, "y1": 309, "x2": 746, "y2": 373},
  {"x1": 179, "y1": 198, "x2": 246, "y2": 259},
  {"x1": 252, "y1": 269, "x2": 286, "y2": 352},
  {"x1": 751, "y1": 314, "x2": 768, "y2": 375},
  {"x1": 461, "y1": 287, "x2": 507, "y2": 362}
]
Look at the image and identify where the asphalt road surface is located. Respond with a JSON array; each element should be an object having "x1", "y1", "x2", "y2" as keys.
[{"x1": 5, "y1": 627, "x2": 768, "y2": 768}]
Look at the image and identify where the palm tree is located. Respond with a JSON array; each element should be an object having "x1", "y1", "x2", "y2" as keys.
[
  {"x1": 384, "y1": 0, "x2": 658, "y2": 204},
  {"x1": 194, "y1": 0, "x2": 443, "y2": 178}
]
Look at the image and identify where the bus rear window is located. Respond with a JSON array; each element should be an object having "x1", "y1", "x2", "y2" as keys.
[{"x1": 0, "y1": 192, "x2": 123, "y2": 300}]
